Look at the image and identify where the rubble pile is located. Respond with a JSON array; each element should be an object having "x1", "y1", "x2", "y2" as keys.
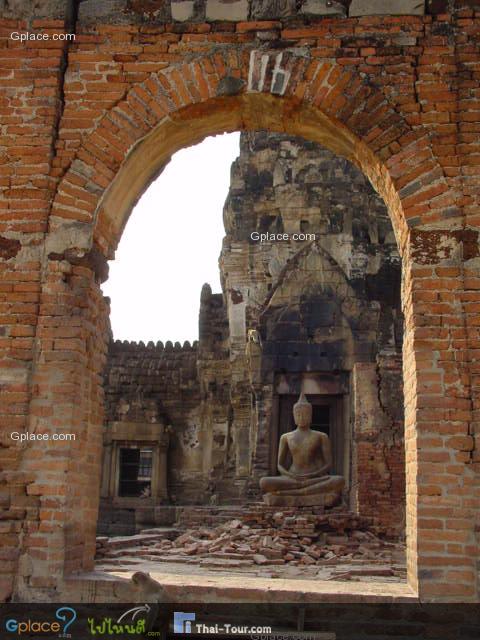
[{"x1": 96, "y1": 508, "x2": 406, "y2": 580}]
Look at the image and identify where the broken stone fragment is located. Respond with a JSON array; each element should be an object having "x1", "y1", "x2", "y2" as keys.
[
  {"x1": 226, "y1": 519, "x2": 242, "y2": 529},
  {"x1": 253, "y1": 553, "x2": 268, "y2": 565},
  {"x1": 184, "y1": 543, "x2": 199, "y2": 555},
  {"x1": 175, "y1": 532, "x2": 194, "y2": 546}
]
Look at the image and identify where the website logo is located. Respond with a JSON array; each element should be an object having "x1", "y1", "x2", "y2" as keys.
[
  {"x1": 174, "y1": 612, "x2": 196, "y2": 633},
  {"x1": 56, "y1": 607, "x2": 77, "y2": 635},
  {"x1": 87, "y1": 605, "x2": 152, "y2": 636},
  {"x1": 5, "y1": 606, "x2": 77, "y2": 636}
]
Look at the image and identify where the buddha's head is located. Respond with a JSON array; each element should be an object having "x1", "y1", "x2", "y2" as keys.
[{"x1": 293, "y1": 392, "x2": 312, "y2": 429}]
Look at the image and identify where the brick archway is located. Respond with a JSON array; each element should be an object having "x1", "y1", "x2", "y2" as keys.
[
  {"x1": 51, "y1": 50, "x2": 447, "y2": 258},
  {"x1": 12, "y1": 48, "x2": 479, "y2": 602}
]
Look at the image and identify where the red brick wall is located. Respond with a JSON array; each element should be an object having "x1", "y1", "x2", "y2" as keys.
[{"x1": 353, "y1": 357, "x2": 405, "y2": 537}]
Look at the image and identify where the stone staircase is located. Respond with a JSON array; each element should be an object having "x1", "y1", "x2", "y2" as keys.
[
  {"x1": 96, "y1": 505, "x2": 247, "y2": 557},
  {"x1": 96, "y1": 527, "x2": 180, "y2": 559}
]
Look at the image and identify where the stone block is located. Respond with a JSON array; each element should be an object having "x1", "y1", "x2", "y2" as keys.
[
  {"x1": 171, "y1": 0, "x2": 195, "y2": 21},
  {"x1": 0, "y1": 0, "x2": 67, "y2": 19},
  {"x1": 78, "y1": 0, "x2": 128, "y2": 21},
  {"x1": 206, "y1": 0, "x2": 249, "y2": 21},
  {"x1": 301, "y1": 0, "x2": 346, "y2": 16},
  {"x1": 349, "y1": 0, "x2": 425, "y2": 16},
  {"x1": 154, "y1": 506, "x2": 177, "y2": 526},
  {"x1": 263, "y1": 492, "x2": 340, "y2": 507},
  {"x1": 45, "y1": 222, "x2": 93, "y2": 256},
  {"x1": 250, "y1": 0, "x2": 296, "y2": 19}
]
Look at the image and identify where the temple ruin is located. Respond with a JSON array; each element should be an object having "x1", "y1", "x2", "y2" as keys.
[{"x1": 99, "y1": 132, "x2": 405, "y2": 546}]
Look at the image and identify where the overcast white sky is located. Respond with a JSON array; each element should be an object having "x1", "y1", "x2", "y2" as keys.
[{"x1": 102, "y1": 132, "x2": 241, "y2": 343}]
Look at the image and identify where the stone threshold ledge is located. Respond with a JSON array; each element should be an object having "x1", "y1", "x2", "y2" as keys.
[{"x1": 62, "y1": 570, "x2": 418, "y2": 603}]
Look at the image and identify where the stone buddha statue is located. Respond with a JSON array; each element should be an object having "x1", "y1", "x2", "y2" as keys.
[{"x1": 260, "y1": 392, "x2": 344, "y2": 507}]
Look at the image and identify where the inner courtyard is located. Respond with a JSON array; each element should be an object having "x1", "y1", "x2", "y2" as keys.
[{"x1": 94, "y1": 129, "x2": 407, "y2": 591}]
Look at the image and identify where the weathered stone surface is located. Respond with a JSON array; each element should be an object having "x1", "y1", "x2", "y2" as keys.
[
  {"x1": 0, "y1": 0, "x2": 67, "y2": 18},
  {"x1": 206, "y1": 0, "x2": 249, "y2": 21},
  {"x1": 301, "y1": 0, "x2": 346, "y2": 16},
  {"x1": 220, "y1": 132, "x2": 403, "y2": 532},
  {"x1": 171, "y1": 0, "x2": 195, "y2": 20},
  {"x1": 78, "y1": 0, "x2": 128, "y2": 20},
  {"x1": 250, "y1": 0, "x2": 296, "y2": 19},
  {"x1": 45, "y1": 222, "x2": 93, "y2": 256},
  {"x1": 349, "y1": 0, "x2": 425, "y2": 16},
  {"x1": 264, "y1": 492, "x2": 340, "y2": 507}
]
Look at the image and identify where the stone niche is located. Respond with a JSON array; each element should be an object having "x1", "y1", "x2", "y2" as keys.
[
  {"x1": 100, "y1": 130, "x2": 405, "y2": 535},
  {"x1": 270, "y1": 372, "x2": 350, "y2": 482}
]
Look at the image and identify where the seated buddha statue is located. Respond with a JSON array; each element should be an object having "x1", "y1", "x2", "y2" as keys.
[{"x1": 260, "y1": 392, "x2": 344, "y2": 507}]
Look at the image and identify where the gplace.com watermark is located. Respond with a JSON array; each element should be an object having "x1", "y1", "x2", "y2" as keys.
[
  {"x1": 10, "y1": 31, "x2": 76, "y2": 42},
  {"x1": 10, "y1": 431, "x2": 76, "y2": 442}
]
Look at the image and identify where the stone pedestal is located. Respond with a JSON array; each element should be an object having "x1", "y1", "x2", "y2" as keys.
[{"x1": 263, "y1": 492, "x2": 340, "y2": 508}]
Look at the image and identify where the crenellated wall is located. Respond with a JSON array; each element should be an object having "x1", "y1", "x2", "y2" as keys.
[{"x1": 101, "y1": 284, "x2": 233, "y2": 512}]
